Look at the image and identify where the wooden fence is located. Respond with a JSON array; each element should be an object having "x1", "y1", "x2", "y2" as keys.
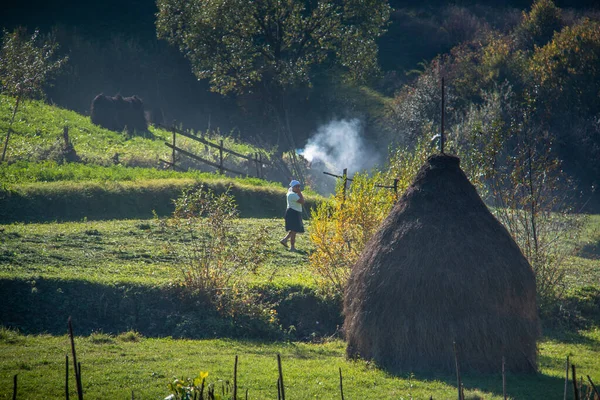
[
  {"x1": 159, "y1": 124, "x2": 271, "y2": 178},
  {"x1": 323, "y1": 168, "x2": 399, "y2": 202}
]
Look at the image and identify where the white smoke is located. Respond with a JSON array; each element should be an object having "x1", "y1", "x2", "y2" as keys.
[{"x1": 299, "y1": 119, "x2": 381, "y2": 194}]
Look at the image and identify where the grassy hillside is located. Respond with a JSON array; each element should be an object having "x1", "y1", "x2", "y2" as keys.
[
  {"x1": 0, "y1": 94, "x2": 273, "y2": 170},
  {"x1": 0, "y1": 95, "x2": 323, "y2": 222}
]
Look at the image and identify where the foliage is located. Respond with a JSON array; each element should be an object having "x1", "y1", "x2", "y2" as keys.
[
  {"x1": 156, "y1": 0, "x2": 391, "y2": 95},
  {"x1": 531, "y1": 18, "x2": 600, "y2": 116},
  {"x1": 166, "y1": 371, "x2": 237, "y2": 400},
  {"x1": 0, "y1": 28, "x2": 68, "y2": 162},
  {"x1": 0, "y1": 28, "x2": 67, "y2": 100},
  {"x1": 168, "y1": 185, "x2": 273, "y2": 320},
  {"x1": 516, "y1": 0, "x2": 563, "y2": 49},
  {"x1": 446, "y1": 84, "x2": 586, "y2": 309},
  {"x1": 309, "y1": 172, "x2": 395, "y2": 294}
]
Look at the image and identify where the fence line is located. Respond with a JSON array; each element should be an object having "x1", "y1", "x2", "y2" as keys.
[
  {"x1": 160, "y1": 123, "x2": 270, "y2": 178},
  {"x1": 323, "y1": 168, "x2": 399, "y2": 202}
]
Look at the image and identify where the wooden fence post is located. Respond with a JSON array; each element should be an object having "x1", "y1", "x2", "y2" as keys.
[
  {"x1": 342, "y1": 168, "x2": 348, "y2": 203},
  {"x1": 277, "y1": 354, "x2": 285, "y2": 400},
  {"x1": 255, "y1": 153, "x2": 260, "y2": 178},
  {"x1": 219, "y1": 139, "x2": 224, "y2": 174},
  {"x1": 233, "y1": 355, "x2": 238, "y2": 400},
  {"x1": 171, "y1": 129, "x2": 176, "y2": 169},
  {"x1": 66, "y1": 355, "x2": 69, "y2": 400}
]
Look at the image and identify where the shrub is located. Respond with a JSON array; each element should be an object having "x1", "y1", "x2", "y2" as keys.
[
  {"x1": 166, "y1": 185, "x2": 274, "y2": 323},
  {"x1": 309, "y1": 172, "x2": 395, "y2": 295}
]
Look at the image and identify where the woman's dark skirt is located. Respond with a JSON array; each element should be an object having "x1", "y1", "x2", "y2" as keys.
[{"x1": 284, "y1": 208, "x2": 304, "y2": 233}]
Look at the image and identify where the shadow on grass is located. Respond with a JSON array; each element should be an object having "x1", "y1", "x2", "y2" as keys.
[
  {"x1": 396, "y1": 365, "x2": 569, "y2": 399},
  {"x1": 0, "y1": 277, "x2": 341, "y2": 342},
  {"x1": 577, "y1": 241, "x2": 600, "y2": 259}
]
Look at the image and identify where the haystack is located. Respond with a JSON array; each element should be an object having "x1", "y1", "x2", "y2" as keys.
[{"x1": 344, "y1": 154, "x2": 539, "y2": 373}]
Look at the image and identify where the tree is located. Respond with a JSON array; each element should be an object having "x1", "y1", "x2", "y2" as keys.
[
  {"x1": 156, "y1": 0, "x2": 390, "y2": 160},
  {"x1": 0, "y1": 28, "x2": 67, "y2": 162},
  {"x1": 156, "y1": 0, "x2": 390, "y2": 95}
]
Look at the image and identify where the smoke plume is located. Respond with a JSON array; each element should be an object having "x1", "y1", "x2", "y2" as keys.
[{"x1": 299, "y1": 119, "x2": 381, "y2": 194}]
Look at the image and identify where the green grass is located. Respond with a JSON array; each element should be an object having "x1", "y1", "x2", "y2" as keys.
[
  {"x1": 0, "y1": 218, "x2": 315, "y2": 288},
  {"x1": 0, "y1": 160, "x2": 283, "y2": 187},
  {"x1": 0, "y1": 95, "x2": 273, "y2": 170},
  {"x1": 0, "y1": 327, "x2": 599, "y2": 399}
]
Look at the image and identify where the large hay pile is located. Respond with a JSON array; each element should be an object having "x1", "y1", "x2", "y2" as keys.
[{"x1": 344, "y1": 154, "x2": 539, "y2": 373}]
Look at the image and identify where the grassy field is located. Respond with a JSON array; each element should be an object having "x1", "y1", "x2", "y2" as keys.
[
  {"x1": 1, "y1": 214, "x2": 600, "y2": 399},
  {"x1": 1, "y1": 327, "x2": 599, "y2": 400},
  {"x1": 0, "y1": 218, "x2": 315, "y2": 287}
]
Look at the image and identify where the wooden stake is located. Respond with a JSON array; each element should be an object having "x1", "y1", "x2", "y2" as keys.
[
  {"x1": 587, "y1": 375, "x2": 600, "y2": 399},
  {"x1": 339, "y1": 367, "x2": 344, "y2": 400},
  {"x1": 453, "y1": 342, "x2": 463, "y2": 400},
  {"x1": 572, "y1": 364, "x2": 580, "y2": 400},
  {"x1": 564, "y1": 356, "x2": 570, "y2": 400},
  {"x1": 277, "y1": 354, "x2": 285, "y2": 400},
  {"x1": 171, "y1": 129, "x2": 176, "y2": 169},
  {"x1": 245, "y1": 388, "x2": 249, "y2": 400},
  {"x1": 502, "y1": 356, "x2": 507, "y2": 400},
  {"x1": 12, "y1": 374, "x2": 17, "y2": 400},
  {"x1": 66, "y1": 354, "x2": 69, "y2": 400},
  {"x1": 68, "y1": 317, "x2": 84, "y2": 400},
  {"x1": 233, "y1": 355, "x2": 238, "y2": 400},
  {"x1": 277, "y1": 378, "x2": 281, "y2": 400},
  {"x1": 219, "y1": 139, "x2": 224, "y2": 174},
  {"x1": 342, "y1": 169, "x2": 348, "y2": 204}
]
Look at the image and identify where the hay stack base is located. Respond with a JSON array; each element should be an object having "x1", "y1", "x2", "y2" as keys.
[{"x1": 344, "y1": 154, "x2": 539, "y2": 374}]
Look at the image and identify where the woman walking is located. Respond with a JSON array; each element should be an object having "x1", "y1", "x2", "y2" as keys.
[{"x1": 280, "y1": 180, "x2": 305, "y2": 252}]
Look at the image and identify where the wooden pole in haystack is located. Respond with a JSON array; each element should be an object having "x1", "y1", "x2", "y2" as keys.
[
  {"x1": 233, "y1": 355, "x2": 238, "y2": 400},
  {"x1": 277, "y1": 354, "x2": 285, "y2": 400},
  {"x1": 564, "y1": 356, "x2": 570, "y2": 400},
  {"x1": 68, "y1": 317, "x2": 84, "y2": 400},
  {"x1": 572, "y1": 364, "x2": 580, "y2": 400},
  {"x1": 339, "y1": 367, "x2": 345, "y2": 400}
]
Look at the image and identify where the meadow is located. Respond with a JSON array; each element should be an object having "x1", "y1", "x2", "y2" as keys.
[{"x1": 1, "y1": 216, "x2": 600, "y2": 399}]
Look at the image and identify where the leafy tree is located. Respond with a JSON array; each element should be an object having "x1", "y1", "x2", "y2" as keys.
[
  {"x1": 156, "y1": 0, "x2": 390, "y2": 165},
  {"x1": 0, "y1": 28, "x2": 67, "y2": 162},
  {"x1": 156, "y1": 0, "x2": 390, "y2": 95},
  {"x1": 516, "y1": 0, "x2": 563, "y2": 49},
  {"x1": 531, "y1": 18, "x2": 600, "y2": 116}
]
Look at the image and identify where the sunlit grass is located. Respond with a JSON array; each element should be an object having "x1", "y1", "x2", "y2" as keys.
[
  {"x1": 0, "y1": 218, "x2": 316, "y2": 288},
  {"x1": 0, "y1": 328, "x2": 598, "y2": 399}
]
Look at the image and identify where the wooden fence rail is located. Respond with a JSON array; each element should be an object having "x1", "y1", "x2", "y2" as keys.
[{"x1": 159, "y1": 123, "x2": 271, "y2": 178}]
